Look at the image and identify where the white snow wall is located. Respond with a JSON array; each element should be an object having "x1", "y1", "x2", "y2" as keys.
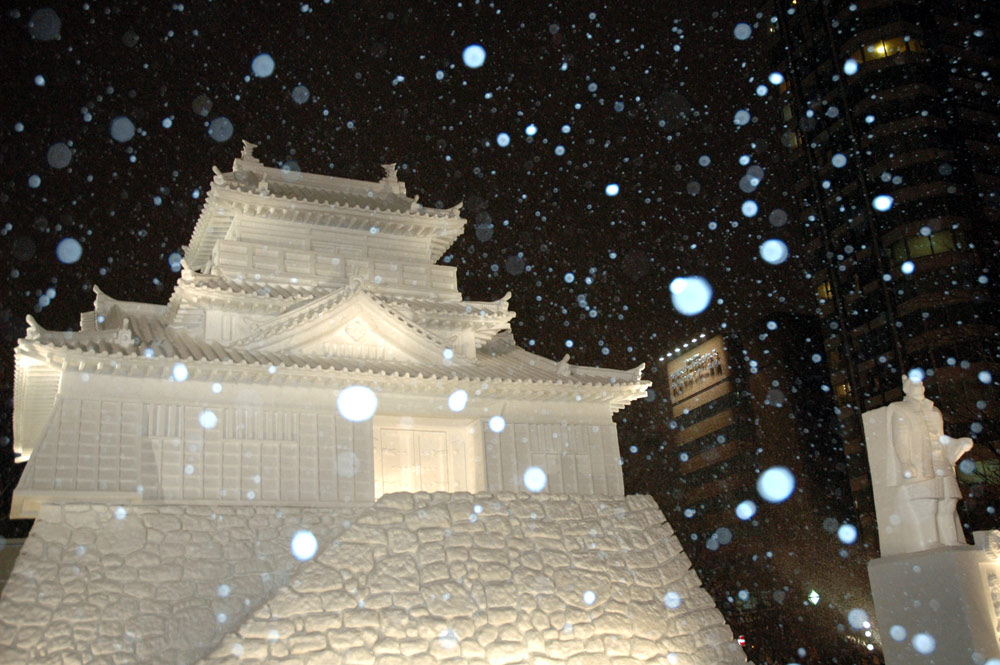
[
  {"x1": 14, "y1": 390, "x2": 624, "y2": 516},
  {"x1": 0, "y1": 493, "x2": 747, "y2": 665}
]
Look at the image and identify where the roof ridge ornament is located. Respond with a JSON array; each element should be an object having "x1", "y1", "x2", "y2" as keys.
[
  {"x1": 380, "y1": 162, "x2": 407, "y2": 196},
  {"x1": 234, "y1": 140, "x2": 262, "y2": 171}
]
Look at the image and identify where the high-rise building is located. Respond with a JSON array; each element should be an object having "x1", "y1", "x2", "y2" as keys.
[
  {"x1": 626, "y1": 314, "x2": 865, "y2": 662},
  {"x1": 768, "y1": 0, "x2": 1000, "y2": 544}
]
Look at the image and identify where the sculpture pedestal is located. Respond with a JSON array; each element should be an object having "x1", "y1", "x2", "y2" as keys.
[{"x1": 868, "y1": 531, "x2": 1000, "y2": 664}]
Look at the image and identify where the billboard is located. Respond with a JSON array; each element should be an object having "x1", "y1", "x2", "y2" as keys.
[{"x1": 667, "y1": 336, "x2": 729, "y2": 404}]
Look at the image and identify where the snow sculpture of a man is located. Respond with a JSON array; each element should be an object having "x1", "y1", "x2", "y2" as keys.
[{"x1": 884, "y1": 376, "x2": 973, "y2": 552}]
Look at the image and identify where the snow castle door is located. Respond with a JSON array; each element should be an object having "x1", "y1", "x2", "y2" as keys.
[{"x1": 372, "y1": 416, "x2": 484, "y2": 498}]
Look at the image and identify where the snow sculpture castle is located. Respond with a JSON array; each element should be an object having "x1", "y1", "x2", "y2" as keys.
[{"x1": 1, "y1": 144, "x2": 748, "y2": 665}]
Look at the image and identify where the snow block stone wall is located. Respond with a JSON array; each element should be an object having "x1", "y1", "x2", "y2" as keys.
[{"x1": 0, "y1": 493, "x2": 746, "y2": 665}]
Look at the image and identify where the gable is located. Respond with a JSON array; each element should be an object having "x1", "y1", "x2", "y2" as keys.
[{"x1": 233, "y1": 288, "x2": 454, "y2": 364}]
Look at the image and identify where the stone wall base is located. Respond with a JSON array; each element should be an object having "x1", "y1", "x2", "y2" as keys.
[{"x1": 0, "y1": 494, "x2": 747, "y2": 665}]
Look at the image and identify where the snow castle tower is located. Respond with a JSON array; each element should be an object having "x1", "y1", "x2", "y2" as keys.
[{"x1": 1, "y1": 144, "x2": 748, "y2": 665}]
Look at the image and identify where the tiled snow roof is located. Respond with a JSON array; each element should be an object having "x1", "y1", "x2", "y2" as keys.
[{"x1": 22, "y1": 317, "x2": 645, "y2": 396}]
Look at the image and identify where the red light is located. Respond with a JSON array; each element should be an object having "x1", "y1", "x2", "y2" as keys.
[{"x1": 737, "y1": 635, "x2": 747, "y2": 647}]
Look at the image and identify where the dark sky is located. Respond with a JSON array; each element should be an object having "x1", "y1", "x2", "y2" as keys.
[{"x1": 0, "y1": 1, "x2": 810, "y2": 522}]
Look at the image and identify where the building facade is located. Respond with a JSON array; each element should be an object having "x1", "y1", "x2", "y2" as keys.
[
  {"x1": 768, "y1": 0, "x2": 1000, "y2": 543},
  {"x1": 639, "y1": 315, "x2": 865, "y2": 662}
]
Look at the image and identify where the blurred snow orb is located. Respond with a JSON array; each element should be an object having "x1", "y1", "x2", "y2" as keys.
[
  {"x1": 252, "y1": 54, "x2": 275, "y2": 77},
  {"x1": 735, "y1": 500, "x2": 757, "y2": 520},
  {"x1": 768, "y1": 208, "x2": 788, "y2": 227},
  {"x1": 733, "y1": 109, "x2": 751, "y2": 126},
  {"x1": 831, "y1": 153, "x2": 847, "y2": 168},
  {"x1": 755, "y1": 84, "x2": 768, "y2": 97},
  {"x1": 978, "y1": 370, "x2": 993, "y2": 385},
  {"x1": 757, "y1": 466, "x2": 795, "y2": 503},
  {"x1": 843, "y1": 58, "x2": 859, "y2": 75},
  {"x1": 28, "y1": 8, "x2": 62, "y2": 41},
  {"x1": 208, "y1": 117, "x2": 234, "y2": 142},
  {"x1": 109, "y1": 116, "x2": 136, "y2": 142},
  {"x1": 462, "y1": 44, "x2": 487, "y2": 69},
  {"x1": 564, "y1": 272, "x2": 575, "y2": 283},
  {"x1": 290, "y1": 530, "x2": 318, "y2": 561},
  {"x1": 759, "y1": 239, "x2": 789, "y2": 265},
  {"x1": 733, "y1": 22, "x2": 752, "y2": 40},
  {"x1": 663, "y1": 591, "x2": 682, "y2": 609},
  {"x1": 605, "y1": 183, "x2": 620, "y2": 197},
  {"x1": 889, "y1": 625, "x2": 907, "y2": 641},
  {"x1": 768, "y1": 72, "x2": 785, "y2": 85},
  {"x1": 114, "y1": 506, "x2": 127, "y2": 520},
  {"x1": 847, "y1": 608, "x2": 869, "y2": 630},
  {"x1": 523, "y1": 466, "x2": 547, "y2": 492},
  {"x1": 47, "y1": 142, "x2": 72, "y2": 169},
  {"x1": 741, "y1": 200, "x2": 759, "y2": 217},
  {"x1": 291, "y1": 85, "x2": 310, "y2": 104},
  {"x1": 172, "y1": 363, "x2": 189, "y2": 382},
  {"x1": 199, "y1": 410, "x2": 218, "y2": 429},
  {"x1": 56, "y1": 238, "x2": 83, "y2": 263},
  {"x1": 525, "y1": 123, "x2": 538, "y2": 136},
  {"x1": 837, "y1": 524, "x2": 858, "y2": 544},
  {"x1": 447, "y1": 389, "x2": 469, "y2": 412},
  {"x1": 872, "y1": 194, "x2": 894, "y2": 211},
  {"x1": 582, "y1": 590, "x2": 596, "y2": 605},
  {"x1": 28, "y1": 174, "x2": 41, "y2": 188},
  {"x1": 907, "y1": 367, "x2": 926, "y2": 383},
  {"x1": 912, "y1": 633, "x2": 936, "y2": 654},
  {"x1": 901, "y1": 260, "x2": 915, "y2": 275},
  {"x1": 496, "y1": 132, "x2": 510, "y2": 147},
  {"x1": 669, "y1": 276, "x2": 712, "y2": 316},
  {"x1": 337, "y1": 386, "x2": 378, "y2": 422},
  {"x1": 211, "y1": 382, "x2": 223, "y2": 394},
  {"x1": 488, "y1": 415, "x2": 506, "y2": 433},
  {"x1": 217, "y1": 584, "x2": 230, "y2": 598}
]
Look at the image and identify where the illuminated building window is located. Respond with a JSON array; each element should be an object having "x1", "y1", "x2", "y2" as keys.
[
  {"x1": 817, "y1": 281, "x2": 833, "y2": 300},
  {"x1": 890, "y1": 230, "x2": 963, "y2": 264},
  {"x1": 834, "y1": 382, "x2": 851, "y2": 405},
  {"x1": 781, "y1": 130, "x2": 802, "y2": 149},
  {"x1": 849, "y1": 37, "x2": 924, "y2": 64}
]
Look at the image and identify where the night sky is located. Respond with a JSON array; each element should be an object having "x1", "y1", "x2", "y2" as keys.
[
  {"x1": 1, "y1": 0, "x2": 810, "y2": 461},
  {"x1": 0, "y1": 2, "x2": 877, "y2": 659}
]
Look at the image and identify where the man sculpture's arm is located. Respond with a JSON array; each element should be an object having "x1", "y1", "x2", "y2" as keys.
[{"x1": 939, "y1": 434, "x2": 974, "y2": 466}]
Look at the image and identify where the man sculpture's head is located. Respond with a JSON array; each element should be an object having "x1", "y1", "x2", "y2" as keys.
[{"x1": 902, "y1": 375, "x2": 926, "y2": 399}]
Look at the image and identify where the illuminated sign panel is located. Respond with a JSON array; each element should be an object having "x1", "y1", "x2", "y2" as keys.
[{"x1": 666, "y1": 336, "x2": 729, "y2": 404}]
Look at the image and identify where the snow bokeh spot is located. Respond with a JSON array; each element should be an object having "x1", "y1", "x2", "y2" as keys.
[
  {"x1": 109, "y1": 116, "x2": 136, "y2": 143},
  {"x1": 523, "y1": 466, "x2": 547, "y2": 492},
  {"x1": 462, "y1": 44, "x2": 486, "y2": 69},
  {"x1": 56, "y1": 238, "x2": 83, "y2": 264},
  {"x1": 669, "y1": 276, "x2": 712, "y2": 316},
  {"x1": 447, "y1": 389, "x2": 469, "y2": 412},
  {"x1": 759, "y1": 239, "x2": 788, "y2": 265},
  {"x1": 757, "y1": 466, "x2": 795, "y2": 503},
  {"x1": 337, "y1": 385, "x2": 378, "y2": 422},
  {"x1": 735, "y1": 500, "x2": 757, "y2": 520},
  {"x1": 290, "y1": 530, "x2": 318, "y2": 561},
  {"x1": 252, "y1": 54, "x2": 275, "y2": 77},
  {"x1": 872, "y1": 194, "x2": 894, "y2": 212}
]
